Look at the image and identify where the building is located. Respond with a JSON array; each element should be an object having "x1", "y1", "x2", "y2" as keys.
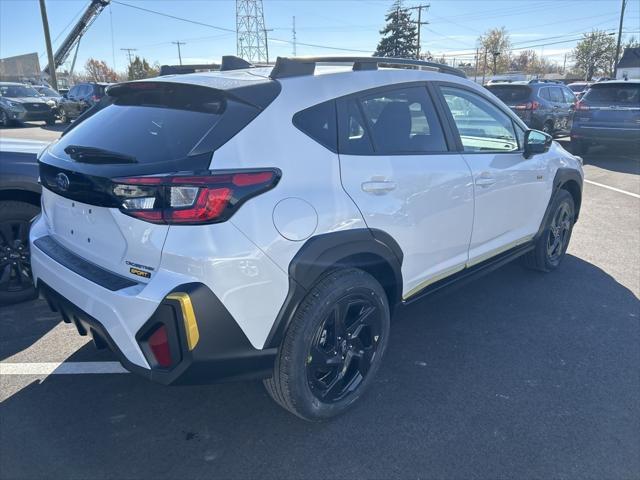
[{"x1": 616, "y1": 47, "x2": 640, "y2": 80}]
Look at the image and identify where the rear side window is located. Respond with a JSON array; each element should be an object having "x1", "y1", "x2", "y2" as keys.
[
  {"x1": 549, "y1": 87, "x2": 564, "y2": 103},
  {"x1": 358, "y1": 86, "x2": 447, "y2": 154},
  {"x1": 338, "y1": 98, "x2": 374, "y2": 155},
  {"x1": 584, "y1": 84, "x2": 640, "y2": 105},
  {"x1": 293, "y1": 100, "x2": 337, "y2": 152},
  {"x1": 486, "y1": 85, "x2": 531, "y2": 103},
  {"x1": 539, "y1": 88, "x2": 551, "y2": 101},
  {"x1": 51, "y1": 82, "x2": 256, "y2": 166}
]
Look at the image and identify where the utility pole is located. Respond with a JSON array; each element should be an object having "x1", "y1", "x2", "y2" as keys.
[
  {"x1": 562, "y1": 53, "x2": 567, "y2": 75},
  {"x1": 38, "y1": 0, "x2": 58, "y2": 90},
  {"x1": 292, "y1": 16, "x2": 297, "y2": 56},
  {"x1": 263, "y1": 28, "x2": 273, "y2": 63},
  {"x1": 408, "y1": 4, "x2": 430, "y2": 60},
  {"x1": 121, "y1": 48, "x2": 137, "y2": 65},
  {"x1": 491, "y1": 51, "x2": 500, "y2": 76},
  {"x1": 482, "y1": 49, "x2": 488, "y2": 84},
  {"x1": 474, "y1": 47, "x2": 479, "y2": 83},
  {"x1": 614, "y1": 0, "x2": 627, "y2": 78},
  {"x1": 172, "y1": 41, "x2": 186, "y2": 65}
]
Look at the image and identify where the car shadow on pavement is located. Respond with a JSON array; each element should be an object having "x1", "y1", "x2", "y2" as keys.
[
  {"x1": 1, "y1": 255, "x2": 639, "y2": 480},
  {"x1": 0, "y1": 299, "x2": 61, "y2": 362},
  {"x1": 581, "y1": 145, "x2": 639, "y2": 175}
]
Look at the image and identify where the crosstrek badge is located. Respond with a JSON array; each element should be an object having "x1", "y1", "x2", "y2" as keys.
[{"x1": 129, "y1": 267, "x2": 151, "y2": 279}]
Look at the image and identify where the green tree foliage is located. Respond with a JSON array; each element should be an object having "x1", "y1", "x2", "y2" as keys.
[
  {"x1": 572, "y1": 30, "x2": 616, "y2": 80},
  {"x1": 478, "y1": 27, "x2": 512, "y2": 74},
  {"x1": 127, "y1": 56, "x2": 159, "y2": 80},
  {"x1": 374, "y1": 1, "x2": 418, "y2": 58}
]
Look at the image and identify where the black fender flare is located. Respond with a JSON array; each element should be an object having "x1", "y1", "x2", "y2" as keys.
[
  {"x1": 264, "y1": 228, "x2": 403, "y2": 349},
  {"x1": 536, "y1": 167, "x2": 583, "y2": 240}
]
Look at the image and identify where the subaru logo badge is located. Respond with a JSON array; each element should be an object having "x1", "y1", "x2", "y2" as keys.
[{"x1": 55, "y1": 173, "x2": 70, "y2": 191}]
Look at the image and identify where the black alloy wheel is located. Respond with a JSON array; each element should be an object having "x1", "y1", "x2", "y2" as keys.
[
  {"x1": 546, "y1": 201, "x2": 573, "y2": 265},
  {"x1": 0, "y1": 201, "x2": 39, "y2": 305},
  {"x1": 306, "y1": 293, "x2": 383, "y2": 403}
]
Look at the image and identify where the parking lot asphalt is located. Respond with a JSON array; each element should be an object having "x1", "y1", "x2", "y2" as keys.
[{"x1": 0, "y1": 123, "x2": 638, "y2": 480}]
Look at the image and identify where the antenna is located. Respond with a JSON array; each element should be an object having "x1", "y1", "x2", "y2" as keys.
[{"x1": 236, "y1": 0, "x2": 268, "y2": 63}]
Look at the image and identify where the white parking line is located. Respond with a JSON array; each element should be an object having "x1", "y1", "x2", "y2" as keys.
[
  {"x1": 0, "y1": 362, "x2": 129, "y2": 375},
  {"x1": 584, "y1": 179, "x2": 640, "y2": 199}
]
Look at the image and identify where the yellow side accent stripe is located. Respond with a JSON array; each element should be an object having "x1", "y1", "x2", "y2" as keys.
[{"x1": 166, "y1": 293, "x2": 200, "y2": 351}]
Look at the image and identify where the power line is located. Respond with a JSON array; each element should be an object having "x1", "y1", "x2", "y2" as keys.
[
  {"x1": 120, "y1": 48, "x2": 137, "y2": 64},
  {"x1": 407, "y1": 4, "x2": 430, "y2": 60}
]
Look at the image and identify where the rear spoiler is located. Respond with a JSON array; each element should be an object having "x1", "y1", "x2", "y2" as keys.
[{"x1": 159, "y1": 56, "x2": 253, "y2": 76}]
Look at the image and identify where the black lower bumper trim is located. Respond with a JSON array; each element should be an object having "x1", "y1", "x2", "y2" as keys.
[
  {"x1": 38, "y1": 280, "x2": 277, "y2": 385},
  {"x1": 34, "y1": 236, "x2": 138, "y2": 291}
]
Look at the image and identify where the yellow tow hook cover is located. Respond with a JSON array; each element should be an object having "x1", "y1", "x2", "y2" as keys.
[{"x1": 166, "y1": 292, "x2": 200, "y2": 351}]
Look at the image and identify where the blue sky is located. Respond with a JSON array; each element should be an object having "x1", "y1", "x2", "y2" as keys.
[{"x1": 1, "y1": 0, "x2": 638, "y2": 73}]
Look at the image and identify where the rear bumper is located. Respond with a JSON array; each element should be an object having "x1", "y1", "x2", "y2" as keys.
[
  {"x1": 38, "y1": 280, "x2": 277, "y2": 385},
  {"x1": 571, "y1": 125, "x2": 640, "y2": 144},
  {"x1": 30, "y1": 219, "x2": 277, "y2": 385}
]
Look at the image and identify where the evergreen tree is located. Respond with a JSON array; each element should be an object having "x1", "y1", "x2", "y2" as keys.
[
  {"x1": 374, "y1": 1, "x2": 418, "y2": 58},
  {"x1": 127, "y1": 56, "x2": 159, "y2": 80}
]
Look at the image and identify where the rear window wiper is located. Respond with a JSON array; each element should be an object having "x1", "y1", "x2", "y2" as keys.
[{"x1": 64, "y1": 145, "x2": 137, "y2": 164}]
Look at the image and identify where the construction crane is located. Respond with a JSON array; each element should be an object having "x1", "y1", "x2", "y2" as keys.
[{"x1": 42, "y1": 0, "x2": 111, "y2": 77}]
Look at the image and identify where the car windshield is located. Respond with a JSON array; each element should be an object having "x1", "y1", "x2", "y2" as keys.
[
  {"x1": 486, "y1": 85, "x2": 531, "y2": 103},
  {"x1": 583, "y1": 83, "x2": 640, "y2": 105},
  {"x1": 35, "y1": 86, "x2": 61, "y2": 97},
  {"x1": 0, "y1": 85, "x2": 40, "y2": 98}
]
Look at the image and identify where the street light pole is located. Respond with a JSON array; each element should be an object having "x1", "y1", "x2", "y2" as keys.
[{"x1": 38, "y1": 0, "x2": 58, "y2": 90}]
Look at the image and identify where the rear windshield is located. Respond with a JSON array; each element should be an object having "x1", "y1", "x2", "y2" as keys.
[
  {"x1": 486, "y1": 85, "x2": 531, "y2": 103},
  {"x1": 0, "y1": 85, "x2": 40, "y2": 98},
  {"x1": 583, "y1": 83, "x2": 640, "y2": 105},
  {"x1": 51, "y1": 83, "x2": 229, "y2": 165}
]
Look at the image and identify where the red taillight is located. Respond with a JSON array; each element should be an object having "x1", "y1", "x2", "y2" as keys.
[
  {"x1": 576, "y1": 101, "x2": 590, "y2": 111},
  {"x1": 148, "y1": 324, "x2": 172, "y2": 368},
  {"x1": 91, "y1": 95, "x2": 100, "y2": 102},
  {"x1": 112, "y1": 169, "x2": 280, "y2": 225},
  {"x1": 514, "y1": 101, "x2": 539, "y2": 111}
]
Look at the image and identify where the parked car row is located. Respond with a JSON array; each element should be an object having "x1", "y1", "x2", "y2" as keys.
[{"x1": 0, "y1": 81, "x2": 110, "y2": 127}]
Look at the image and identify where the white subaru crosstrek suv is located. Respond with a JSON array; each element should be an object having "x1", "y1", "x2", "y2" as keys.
[{"x1": 30, "y1": 56, "x2": 583, "y2": 420}]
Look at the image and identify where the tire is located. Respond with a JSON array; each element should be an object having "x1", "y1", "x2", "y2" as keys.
[
  {"x1": 59, "y1": 108, "x2": 69, "y2": 124},
  {"x1": 522, "y1": 189, "x2": 575, "y2": 272},
  {"x1": 542, "y1": 120, "x2": 554, "y2": 135},
  {"x1": 0, "y1": 109, "x2": 12, "y2": 128},
  {"x1": 264, "y1": 268, "x2": 390, "y2": 421},
  {"x1": 45, "y1": 117, "x2": 56, "y2": 126},
  {"x1": 0, "y1": 201, "x2": 40, "y2": 306}
]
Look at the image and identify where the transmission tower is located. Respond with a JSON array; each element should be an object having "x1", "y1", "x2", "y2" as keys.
[{"x1": 236, "y1": 0, "x2": 268, "y2": 63}]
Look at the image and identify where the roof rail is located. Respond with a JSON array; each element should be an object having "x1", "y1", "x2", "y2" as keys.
[
  {"x1": 528, "y1": 79, "x2": 561, "y2": 84},
  {"x1": 220, "y1": 55, "x2": 254, "y2": 71},
  {"x1": 159, "y1": 63, "x2": 220, "y2": 76},
  {"x1": 269, "y1": 56, "x2": 466, "y2": 80}
]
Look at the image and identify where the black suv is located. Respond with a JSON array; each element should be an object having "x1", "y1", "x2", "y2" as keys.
[
  {"x1": 486, "y1": 80, "x2": 577, "y2": 135},
  {"x1": 58, "y1": 82, "x2": 110, "y2": 123}
]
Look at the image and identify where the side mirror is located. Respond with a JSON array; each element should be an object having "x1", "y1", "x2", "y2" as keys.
[{"x1": 523, "y1": 129, "x2": 552, "y2": 158}]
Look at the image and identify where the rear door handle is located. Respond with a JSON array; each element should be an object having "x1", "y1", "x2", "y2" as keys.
[
  {"x1": 361, "y1": 181, "x2": 397, "y2": 195},
  {"x1": 475, "y1": 176, "x2": 496, "y2": 188}
]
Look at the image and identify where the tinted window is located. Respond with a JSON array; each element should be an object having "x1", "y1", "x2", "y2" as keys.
[
  {"x1": 359, "y1": 86, "x2": 447, "y2": 153},
  {"x1": 549, "y1": 87, "x2": 564, "y2": 103},
  {"x1": 0, "y1": 85, "x2": 39, "y2": 97},
  {"x1": 52, "y1": 83, "x2": 238, "y2": 165},
  {"x1": 539, "y1": 87, "x2": 551, "y2": 101},
  {"x1": 338, "y1": 98, "x2": 374, "y2": 155},
  {"x1": 293, "y1": 100, "x2": 337, "y2": 151},
  {"x1": 562, "y1": 88, "x2": 576, "y2": 104},
  {"x1": 583, "y1": 83, "x2": 640, "y2": 105},
  {"x1": 486, "y1": 85, "x2": 531, "y2": 103},
  {"x1": 68, "y1": 86, "x2": 80, "y2": 97},
  {"x1": 440, "y1": 86, "x2": 518, "y2": 153}
]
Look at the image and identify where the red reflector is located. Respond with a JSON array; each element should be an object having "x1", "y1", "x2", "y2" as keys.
[
  {"x1": 148, "y1": 325, "x2": 172, "y2": 368},
  {"x1": 167, "y1": 187, "x2": 232, "y2": 223}
]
